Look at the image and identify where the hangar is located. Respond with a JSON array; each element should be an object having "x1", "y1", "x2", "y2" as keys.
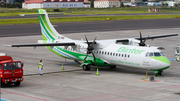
[{"x1": 22, "y1": 0, "x2": 84, "y2": 9}]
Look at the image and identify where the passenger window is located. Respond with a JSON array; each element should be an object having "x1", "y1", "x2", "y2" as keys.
[
  {"x1": 99, "y1": 51, "x2": 101, "y2": 54},
  {"x1": 149, "y1": 53, "x2": 153, "y2": 57},
  {"x1": 105, "y1": 52, "x2": 106, "y2": 55},
  {"x1": 128, "y1": 55, "x2": 130, "y2": 58},
  {"x1": 113, "y1": 53, "x2": 115, "y2": 56},
  {"x1": 97, "y1": 51, "x2": 98, "y2": 54},
  {"x1": 107, "y1": 52, "x2": 109, "y2": 55},
  {"x1": 125, "y1": 54, "x2": 126, "y2": 57},
  {"x1": 102, "y1": 51, "x2": 104, "y2": 54},
  {"x1": 116, "y1": 53, "x2": 118, "y2": 56},
  {"x1": 122, "y1": 54, "x2": 123, "y2": 57},
  {"x1": 154, "y1": 52, "x2": 161, "y2": 56},
  {"x1": 110, "y1": 52, "x2": 112, "y2": 55},
  {"x1": 119, "y1": 54, "x2": 121, "y2": 57},
  {"x1": 0, "y1": 64, "x2": 2, "y2": 69}
]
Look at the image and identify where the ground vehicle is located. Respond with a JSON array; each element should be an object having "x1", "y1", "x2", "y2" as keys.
[
  {"x1": 0, "y1": 55, "x2": 23, "y2": 86},
  {"x1": 175, "y1": 46, "x2": 180, "y2": 61}
]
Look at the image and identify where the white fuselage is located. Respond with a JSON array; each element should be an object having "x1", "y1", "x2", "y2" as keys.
[{"x1": 91, "y1": 42, "x2": 170, "y2": 70}]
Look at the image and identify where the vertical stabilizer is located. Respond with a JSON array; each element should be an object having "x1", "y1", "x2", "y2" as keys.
[{"x1": 38, "y1": 9, "x2": 72, "y2": 41}]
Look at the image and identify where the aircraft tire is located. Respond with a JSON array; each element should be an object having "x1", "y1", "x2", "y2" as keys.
[
  {"x1": 14, "y1": 81, "x2": 21, "y2": 86},
  {"x1": 110, "y1": 66, "x2": 116, "y2": 68},
  {"x1": 83, "y1": 65, "x2": 91, "y2": 71}
]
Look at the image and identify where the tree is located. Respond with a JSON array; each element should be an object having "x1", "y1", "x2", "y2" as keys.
[
  {"x1": 120, "y1": 2, "x2": 124, "y2": 7},
  {"x1": 89, "y1": 0, "x2": 94, "y2": 8},
  {"x1": 162, "y1": 2, "x2": 168, "y2": 7},
  {"x1": 174, "y1": 3, "x2": 179, "y2": 7}
]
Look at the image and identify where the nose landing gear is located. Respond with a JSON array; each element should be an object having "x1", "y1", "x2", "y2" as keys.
[{"x1": 154, "y1": 70, "x2": 163, "y2": 77}]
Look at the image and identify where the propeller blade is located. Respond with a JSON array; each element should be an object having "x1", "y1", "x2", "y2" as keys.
[
  {"x1": 82, "y1": 53, "x2": 89, "y2": 62},
  {"x1": 91, "y1": 35, "x2": 98, "y2": 47},
  {"x1": 91, "y1": 51, "x2": 96, "y2": 62},
  {"x1": 139, "y1": 29, "x2": 143, "y2": 43},
  {"x1": 84, "y1": 34, "x2": 90, "y2": 47}
]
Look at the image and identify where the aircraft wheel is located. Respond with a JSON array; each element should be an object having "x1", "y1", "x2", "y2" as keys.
[
  {"x1": 83, "y1": 65, "x2": 91, "y2": 71},
  {"x1": 155, "y1": 70, "x2": 163, "y2": 77},
  {"x1": 14, "y1": 81, "x2": 21, "y2": 86},
  {"x1": 1, "y1": 82, "x2": 3, "y2": 87},
  {"x1": 110, "y1": 66, "x2": 116, "y2": 68}
]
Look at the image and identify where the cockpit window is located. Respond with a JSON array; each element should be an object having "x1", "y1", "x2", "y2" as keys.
[
  {"x1": 160, "y1": 52, "x2": 164, "y2": 56},
  {"x1": 146, "y1": 52, "x2": 163, "y2": 57},
  {"x1": 149, "y1": 53, "x2": 153, "y2": 57},
  {"x1": 145, "y1": 52, "x2": 149, "y2": 57},
  {"x1": 154, "y1": 52, "x2": 161, "y2": 56}
]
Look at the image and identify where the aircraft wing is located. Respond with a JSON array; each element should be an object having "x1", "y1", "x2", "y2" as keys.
[
  {"x1": 135, "y1": 34, "x2": 178, "y2": 40},
  {"x1": 5, "y1": 42, "x2": 76, "y2": 47},
  {"x1": 115, "y1": 34, "x2": 178, "y2": 42}
]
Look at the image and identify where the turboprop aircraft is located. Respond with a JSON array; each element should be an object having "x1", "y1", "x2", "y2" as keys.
[{"x1": 5, "y1": 9, "x2": 178, "y2": 76}]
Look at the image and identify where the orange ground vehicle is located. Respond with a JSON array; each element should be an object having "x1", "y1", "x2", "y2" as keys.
[{"x1": 0, "y1": 55, "x2": 23, "y2": 86}]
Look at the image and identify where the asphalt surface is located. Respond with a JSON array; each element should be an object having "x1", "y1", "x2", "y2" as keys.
[
  {"x1": 0, "y1": 13, "x2": 180, "y2": 19},
  {"x1": 1, "y1": 18, "x2": 180, "y2": 37},
  {"x1": 1, "y1": 19, "x2": 180, "y2": 101},
  {"x1": 1, "y1": 28, "x2": 180, "y2": 101}
]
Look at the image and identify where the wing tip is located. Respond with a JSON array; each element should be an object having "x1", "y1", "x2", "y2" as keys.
[{"x1": 4, "y1": 45, "x2": 12, "y2": 47}]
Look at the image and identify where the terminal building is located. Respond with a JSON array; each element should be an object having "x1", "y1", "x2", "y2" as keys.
[{"x1": 22, "y1": 0, "x2": 84, "y2": 9}]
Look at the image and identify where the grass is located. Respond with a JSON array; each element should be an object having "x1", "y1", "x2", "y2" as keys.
[
  {"x1": 0, "y1": 14, "x2": 180, "y2": 25},
  {"x1": 1, "y1": 7, "x2": 180, "y2": 25},
  {"x1": 1, "y1": 7, "x2": 180, "y2": 17}
]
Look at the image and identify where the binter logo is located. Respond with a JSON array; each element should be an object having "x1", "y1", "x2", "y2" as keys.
[{"x1": 117, "y1": 47, "x2": 145, "y2": 54}]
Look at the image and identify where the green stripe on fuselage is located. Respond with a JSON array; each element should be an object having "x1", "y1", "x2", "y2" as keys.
[
  {"x1": 45, "y1": 44, "x2": 110, "y2": 67},
  {"x1": 150, "y1": 56, "x2": 170, "y2": 64},
  {"x1": 154, "y1": 66, "x2": 170, "y2": 71}
]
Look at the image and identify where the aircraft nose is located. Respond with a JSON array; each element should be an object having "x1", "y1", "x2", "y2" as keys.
[
  {"x1": 160, "y1": 57, "x2": 170, "y2": 69},
  {"x1": 150, "y1": 56, "x2": 170, "y2": 69}
]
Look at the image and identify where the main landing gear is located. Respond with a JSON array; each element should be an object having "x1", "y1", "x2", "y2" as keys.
[
  {"x1": 154, "y1": 70, "x2": 163, "y2": 77},
  {"x1": 109, "y1": 66, "x2": 116, "y2": 68},
  {"x1": 83, "y1": 65, "x2": 91, "y2": 71}
]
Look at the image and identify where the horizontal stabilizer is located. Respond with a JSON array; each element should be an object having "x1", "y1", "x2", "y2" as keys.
[{"x1": 19, "y1": 13, "x2": 65, "y2": 16}]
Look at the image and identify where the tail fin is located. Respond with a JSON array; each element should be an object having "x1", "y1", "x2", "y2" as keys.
[{"x1": 38, "y1": 9, "x2": 71, "y2": 41}]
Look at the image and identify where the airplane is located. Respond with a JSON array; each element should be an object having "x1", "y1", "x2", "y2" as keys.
[{"x1": 5, "y1": 9, "x2": 178, "y2": 77}]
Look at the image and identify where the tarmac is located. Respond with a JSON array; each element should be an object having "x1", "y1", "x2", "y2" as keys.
[{"x1": 1, "y1": 28, "x2": 180, "y2": 101}]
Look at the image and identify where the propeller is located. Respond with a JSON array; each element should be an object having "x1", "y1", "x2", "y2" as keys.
[
  {"x1": 138, "y1": 30, "x2": 149, "y2": 46},
  {"x1": 82, "y1": 35, "x2": 97, "y2": 63}
]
